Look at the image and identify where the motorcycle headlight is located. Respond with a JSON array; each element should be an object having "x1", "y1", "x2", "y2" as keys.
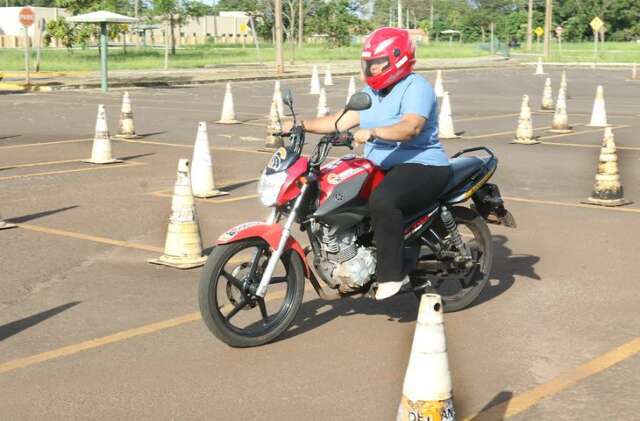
[{"x1": 257, "y1": 170, "x2": 288, "y2": 207}]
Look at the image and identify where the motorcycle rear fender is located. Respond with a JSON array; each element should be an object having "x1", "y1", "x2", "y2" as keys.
[{"x1": 217, "y1": 222, "x2": 310, "y2": 277}]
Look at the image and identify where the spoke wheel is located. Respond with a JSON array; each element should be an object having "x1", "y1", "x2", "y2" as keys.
[
  {"x1": 199, "y1": 239, "x2": 305, "y2": 347},
  {"x1": 410, "y1": 206, "x2": 493, "y2": 312}
]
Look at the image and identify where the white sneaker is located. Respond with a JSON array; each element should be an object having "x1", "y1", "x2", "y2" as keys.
[{"x1": 375, "y1": 275, "x2": 409, "y2": 300}]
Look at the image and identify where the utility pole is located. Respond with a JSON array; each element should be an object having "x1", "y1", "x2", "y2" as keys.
[
  {"x1": 543, "y1": 0, "x2": 552, "y2": 57},
  {"x1": 298, "y1": 0, "x2": 303, "y2": 48},
  {"x1": 274, "y1": 0, "x2": 284, "y2": 73},
  {"x1": 397, "y1": 0, "x2": 402, "y2": 28},
  {"x1": 134, "y1": 0, "x2": 140, "y2": 48},
  {"x1": 526, "y1": 0, "x2": 533, "y2": 51}
]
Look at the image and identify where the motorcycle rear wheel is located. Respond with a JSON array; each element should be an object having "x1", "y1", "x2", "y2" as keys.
[
  {"x1": 199, "y1": 239, "x2": 305, "y2": 348},
  {"x1": 411, "y1": 206, "x2": 493, "y2": 312}
]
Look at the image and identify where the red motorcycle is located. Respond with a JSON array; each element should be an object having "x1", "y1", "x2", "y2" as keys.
[{"x1": 199, "y1": 90, "x2": 516, "y2": 347}]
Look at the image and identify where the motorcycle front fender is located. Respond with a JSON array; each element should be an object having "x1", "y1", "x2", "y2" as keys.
[{"x1": 217, "y1": 222, "x2": 310, "y2": 277}]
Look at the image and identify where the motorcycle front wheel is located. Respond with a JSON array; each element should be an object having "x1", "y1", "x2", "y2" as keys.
[{"x1": 198, "y1": 238, "x2": 305, "y2": 348}]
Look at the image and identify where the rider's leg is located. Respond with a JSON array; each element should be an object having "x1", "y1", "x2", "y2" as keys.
[{"x1": 369, "y1": 163, "x2": 451, "y2": 299}]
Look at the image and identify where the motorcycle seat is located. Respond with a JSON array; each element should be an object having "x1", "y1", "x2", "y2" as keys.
[{"x1": 443, "y1": 156, "x2": 490, "y2": 193}]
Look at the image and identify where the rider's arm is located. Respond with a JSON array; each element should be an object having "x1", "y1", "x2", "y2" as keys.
[
  {"x1": 370, "y1": 113, "x2": 427, "y2": 143},
  {"x1": 298, "y1": 110, "x2": 360, "y2": 134}
]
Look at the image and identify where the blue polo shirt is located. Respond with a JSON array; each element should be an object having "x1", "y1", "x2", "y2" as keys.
[{"x1": 360, "y1": 73, "x2": 449, "y2": 169}]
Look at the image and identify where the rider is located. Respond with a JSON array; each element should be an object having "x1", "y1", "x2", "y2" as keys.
[{"x1": 283, "y1": 27, "x2": 451, "y2": 300}]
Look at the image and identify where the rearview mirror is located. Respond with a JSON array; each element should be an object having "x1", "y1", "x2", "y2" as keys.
[
  {"x1": 345, "y1": 92, "x2": 371, "y2": 111},
  {"x1": 282, "y1": 88, "x2": 293, "y2": 108}
]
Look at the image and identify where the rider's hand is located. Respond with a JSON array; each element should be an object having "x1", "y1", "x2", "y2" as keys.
[
  {"x1": 281, "y1": 120, "x2": 294, "y2": 134},
  {"x1": 354, "y1": 129, "x2": 373, "y2": 145}
]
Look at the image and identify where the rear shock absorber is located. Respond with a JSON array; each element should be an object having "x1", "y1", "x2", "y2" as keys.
[{"x1": 440, "y1": 206, "x2": 470, "y2": 261}]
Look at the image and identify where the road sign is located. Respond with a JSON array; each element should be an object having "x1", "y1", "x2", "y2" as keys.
[
  {"x1": 590, "y1": 17, "x2": 604, "y2": 33},
  {"x1": 19, "y1": 7, "x2": 35, "y2": 27},
  {"x1": 555, "y1": 26, "x2": 564, "y2": 35},
  {"x1": 239, "y1": 23, "x2": 248, "y2": 33},
  {"x1": 534, "y1": 27, "x2": 544, "y2": 37}
]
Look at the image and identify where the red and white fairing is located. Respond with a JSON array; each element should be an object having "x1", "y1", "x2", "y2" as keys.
[{"x1": 318, "y1": 156, "x2": 384, "y2": 205}]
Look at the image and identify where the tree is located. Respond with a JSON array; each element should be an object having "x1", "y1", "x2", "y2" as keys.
[{"x1": 307, "y1": 0, "x2": 366, "y2": 46}]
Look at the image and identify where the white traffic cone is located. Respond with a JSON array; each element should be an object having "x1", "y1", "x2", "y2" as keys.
[
  {"x1": 149, "y1": 159, "x2": 208, "y2": 269},
  {"x1": 560, "y1": 70, "x2": 570, "y2": 99},
  {"x1": 535, "y1": 57, "x2": 545, "y2": 75},
  {"x1": 434, "y1": 70, "x2": 444, "y2": 98},
  {"x1": 587, "y1": 85, "x2": 609, "y2": 127},
  {"x1": 272, "y1": 80, "x2": 285, "y2": 118},
  {"x1": 191, "y1": 122, "x2": 228, "y2": 198},
  {"x1": 540, "y1": 77, "x2": 554, "y2": 112},
  {"x1": 217, "y1": 83, "x2": 240, "y2": 124},
  {"x1": 317, "y1": 87, "x2": 330, "y2": 117},
  {"x1": 549, "y1": 87, "x2": 573, "y2": 133},
  {"x1": 265, "y1": 99, "x2": 284, "y2": 150},
  {"x1": 83, "y1": 104, "x2": 122, "y2": 164},
  {"x1": 310, "y1": 65, "x2": 321, "y2": 94},
  {"x1": 582, "y1": 128, "x2": 632, "y2": 207},
  {"x1": 396, "y1": 294, "x2": 456, "y2": 421},
  {"x1": 324, "y1": 65, "x2": 334, "y2": 86},
  {"x1": 114, "y1": 91, "x2": 140, "y2": 139},
  {"x1": 438, "y1": 92, "x2": 459, "y2": 139},
  {"x1": 631, "y1": 63, "x2": 638, "y2": 81},
  {"x1": 513, "y1": 95, "x2": 539, "y2": 145},
  {"x1": 0, "y1": 212, "x2": 16, "y2": 230},
  {"x1": 346, "y1": 76, "x2": 356, "y2": 105}
]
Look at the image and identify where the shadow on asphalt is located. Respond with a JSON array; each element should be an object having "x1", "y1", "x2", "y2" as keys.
[
  {"x1": 466, "y1": 390, "x2": 513, "y2": 421},
  {"x1": 0, "y1": 135, "x2": 21, "y2": 141},
  {"x1": 469, "y1": 234, "x2": 541, "y2": 309},
  {"x1": 135, "y1": 131, "x2": 167, "y2": 139},
  {"x1": 220, "y1": 179, "x2": 258, "y2": 192},
  {"x1": 279, "y1": 234, "x2": 540, "y2": 342},
  {"x1": 6, "y1": 205, "x2": 78, "y2": 224},
  {"x1": 119, "y1": 153, "x2": 155, "y2": 161},
  {"x1": 0, "y1": 301, "x2": 81, "y2": 342}
]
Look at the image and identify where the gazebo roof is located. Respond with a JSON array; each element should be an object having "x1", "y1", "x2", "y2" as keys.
[{"x1": 67, "y1": 11, "x2": 138, "y2": 24}]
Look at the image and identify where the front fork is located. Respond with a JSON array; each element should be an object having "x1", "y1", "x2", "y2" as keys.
[{"x1": 255, "y1": 184, "x2": 309, "y2": 298}]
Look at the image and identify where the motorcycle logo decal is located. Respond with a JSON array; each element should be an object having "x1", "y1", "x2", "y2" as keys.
[
  {"x1": 218, "y1": 221, "x2": 268, "y2": 242},
  {"x1": 327, "y1": 173, "x2": 342, "y2": 185},
  {"x1": 267, "y1": 148, "x2": 287, "y2": 171}
]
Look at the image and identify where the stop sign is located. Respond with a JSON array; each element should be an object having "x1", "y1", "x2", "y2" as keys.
[{"x1": 19, "y1": 7, "x2": 35, "y2": 27}]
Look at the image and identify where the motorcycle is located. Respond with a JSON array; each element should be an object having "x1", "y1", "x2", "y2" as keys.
[{"x1": 199, "y1": 89, "x2": 516, "y2": 347}]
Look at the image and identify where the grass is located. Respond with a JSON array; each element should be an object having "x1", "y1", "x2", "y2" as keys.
[
  {"x1": 0, "y1": 42, "x2": 488, "y2": 72},
  {"x1": 512, "y1": 41, "x2": 640, "y2": 62}
]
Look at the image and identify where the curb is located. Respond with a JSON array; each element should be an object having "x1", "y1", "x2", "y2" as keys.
[{"x1": 6, "y1": 59, "x2": 515, "y2": 92}]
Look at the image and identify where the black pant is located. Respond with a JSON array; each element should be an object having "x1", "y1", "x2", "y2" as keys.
[{"x1": 369, "y1": 163, "x2": 451, "y2": 283}]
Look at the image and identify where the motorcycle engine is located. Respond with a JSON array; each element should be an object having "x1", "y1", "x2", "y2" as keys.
[{"x1": 315, "y1": 224, "x2": 376, "y2": 288}]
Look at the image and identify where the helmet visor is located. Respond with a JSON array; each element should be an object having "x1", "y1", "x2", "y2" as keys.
[{"x1": 362, "y1": 57, "x2": 391, "y2": 77}]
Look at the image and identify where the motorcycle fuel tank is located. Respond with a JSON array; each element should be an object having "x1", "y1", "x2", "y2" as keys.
[{"x1": 313, "y1": 155, "x2": 384, "y2": 225}]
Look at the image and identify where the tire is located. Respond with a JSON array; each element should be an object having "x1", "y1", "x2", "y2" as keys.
[
  {"x1": 412, "y1": 206, "x2": 493, "y2": 312},
  {"x1": 198, "y1": 238, "x2": 305, "y2": 347}
]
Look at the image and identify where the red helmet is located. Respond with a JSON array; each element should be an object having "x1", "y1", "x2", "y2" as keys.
[{"x1": 361, "y1": 27, "x2": 416, "y2": 91}]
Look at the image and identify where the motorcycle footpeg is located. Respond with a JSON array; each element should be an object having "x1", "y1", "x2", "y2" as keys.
[{"x1": 498, "y1": 210, "x2": 517, "y2": 228}]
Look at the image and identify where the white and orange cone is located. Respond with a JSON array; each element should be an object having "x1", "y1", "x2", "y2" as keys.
[
  {"x1": 582, "y1": 128, "x2": 632, "y2": 207},
  {"x1": 191, "y1": 122, "x2": 228, "y2": 198},
  {"x1": 513, "y1": 94, "x2": 539, "y2": 145},
  {"x1": 114, "y1": 91, "x2": 140, "y2": 139},
  {"x1": 317, "y1": 87, "x2": 330, "y2": 117},
  {"x1": 396, "y1": 294, "x2": 456, "y2": 421},
  {"x1": 438, "y1": 92, "x2": 459, "y2": 139},
  {"x1": 549, "y1": 87, "x2": 572, "y2": 133},
  {"x1": 310, "y1": 65, "x2": 321, "y2": 94},
  {"x1": 217, "y1": 83, "x2": 240, "y2": 124},
  {"x1": 587, "y1": 85, "x2": 609, "y2": 127},
  {"x1": 560, "y1": 70, "x2": 570, "y2": 99},
  {"x1": 149, "y1": 159, "x2": 207, "y2": 269},
  {"x1": 83, "y1": 104, "x2": 122, "y2": 164},
  {"x1": 265, "y1": 99, "x2": 284, "y2": 149},
  {"x1": 346, "y1": 76, "x2": 356, "y2": 105},
  {"x1": 434, "y1": 70, "x2": 444, "y2": 98},
  {"x1": 324, "y1": 65, "x2": 334, "y2": 86},
  {"x1": 540, "y1": 77, "x2": 554, "y2": 112},
  {"x1": 535, "y1": 57, "x2": 545, "y2": 75}
]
